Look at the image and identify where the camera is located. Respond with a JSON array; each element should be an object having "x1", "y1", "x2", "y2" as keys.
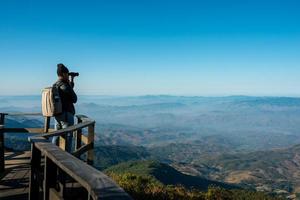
[{"x1": 68, "y1": 72, "x2": 79, "y2": 77}]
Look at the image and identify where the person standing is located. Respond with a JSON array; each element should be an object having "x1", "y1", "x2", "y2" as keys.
[{"x1": 52, "y1": 63, "x2": 77, "y2": 152}]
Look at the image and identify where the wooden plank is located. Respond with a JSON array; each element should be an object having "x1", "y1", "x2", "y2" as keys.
[
  {"x1": 44, "y1": 157, "x2": 57, "y2": 200},
  {"x1": 0, "y1": 151, "x2": 31, "y2": 200},
  {"x1": 59, "y1": 136, "x2": 66, "y2": 151},
  {"x1": 0, "y1": 115, "x2": 5, "y2": 124},
  {"x1": 75, "y1": 130, "x2": 82, "y2": 150},
  {"x1": 49, "y1": 188, "x2": 63, "y2": 200},
  {"x1": 5, "y1": 151, "x2": 31, "y2": 169},
  {"x1": 0, "y1": 188, "x2": 29, "y2": 199},
  {"x1": 34, "y1": 142, "x2": 133, "y2": 200},
  {"x1": 6, "y1": 112, "x2": 41, "y2": 116},
  {"x1": 72, "y1": 143, "x2": 93, "y2": 158},
  {"x1": 75, "y1": 116, "x2": 83, "y2": 150},
  {"x1": 81, "y1": 135, "x2": 88, "y2": 145},
  {"x1": 44, "y1": 117, "x2": 51, "y2": 133},
  {"x1": 5, "y1": 128, "x2": 54, "y2": 134},
  {"x1": 76, "y1": 115, "x2": 91, "y2": 123},
  {"x1": 87, "y1": 123, "x2": 95, "y2": 165},
  {"x1": 29, "y1": 144, "x2": 41, "y2": 200},
  {"x1": 0, "y1": 131, "x2": 4, "y2": 173},
  {"x1": 28, "y1": 136, "x2": 48, "y2": 143},
  {"x1": 0, "y1": 114, "x2": 5, "y2": 173},
  {"x1": 36, "y1": 120, "x2": 95, "y2": 139}
]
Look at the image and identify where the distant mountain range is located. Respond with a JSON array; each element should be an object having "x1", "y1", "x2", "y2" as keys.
[
  {"x1": 76, "y1": 96, "x2": 300, "y2": 152},
  {"x1": 2, "y1": 95, "x2": 300, "y2": 198}
]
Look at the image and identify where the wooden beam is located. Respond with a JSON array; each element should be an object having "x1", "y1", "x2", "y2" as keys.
[
  {"x1": 4, "y1": 128, "x2": 55, "y2": 134},
  {"x1": 75, "y1": 130, "x2": 82, "y2": 150},
  {"x1": 44, "y1": 117, "x2": 51, "y2": 133},
  {"x1": 49, "y1": 188, "x2": 63, "y2": 200},
  {"x1": 59, "y1": 136, "x2": 66, "y2": 151},
  {"x1": 76, "y1": 115, "x2": 90, "y2": 123},
  {"x1": 72, "y1": 143, "x2": 93, "y2": 158},
  {"x1": 34, "y1": 142, "x2": 132, "y2": 200},
  {"x1": 44, "y1": 157, "x2": 57, "y2": 200},
  {"x1": 29, "y1": 144, "x2": 42, "y2": 200},
  {"x1": 0, "y1": 114, "x2": 5, "y2": 173},
  {"x1": 0, "y1": 129, "x2": 4, "y2": 173},
  {"x1": 81, "y1": 135, "x2": 88, "y2": 145},
  {"x1": 87, "y1": 123, "x2": 95, "y2": 165},
  {"x1": 0, "y1": 114, "x2": 5, "y2": 124},
  {"x1": 75, "y1": 116, "x2": 83, "y2": 150},
  {"x1": 6, "y1": 112, "x2": 42, "y2": 116},
  {"x1": 28, "y1": 136, "x2": 48, "y2": 143},
  {"x1": 37, "y1": 120, "x2": 95, "y2": 139}
]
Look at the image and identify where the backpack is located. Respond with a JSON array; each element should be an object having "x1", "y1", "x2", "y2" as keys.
[{"x1": 42, "y1": 83, "x2": 63, "y2": 117}]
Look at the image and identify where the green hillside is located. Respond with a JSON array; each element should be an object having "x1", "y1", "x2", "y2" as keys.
[
  {"x1": 106, "y1": 160, "x2": 237, "y2": 190},
  {"x1": 105, "y1": 160, "x2": 282, "y2": 200}
]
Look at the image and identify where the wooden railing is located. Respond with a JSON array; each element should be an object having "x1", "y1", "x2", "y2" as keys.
[
  {"x1": 0, "y1": 113, "x2": 5, "y2": 173},
  {"x1": 0, "y1": 113, "x2": 132, "y2": 200}
]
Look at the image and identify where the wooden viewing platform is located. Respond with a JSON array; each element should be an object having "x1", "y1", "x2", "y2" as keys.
[
  {"x1": 0, "y1": 113, "x2": 132, "y2": 200},
  {"x1": 0, "y1": 150, "x2": 30, "y2": 200}
]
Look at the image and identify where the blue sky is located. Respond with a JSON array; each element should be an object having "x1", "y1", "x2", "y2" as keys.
[{"x1": 0, "y1": 0, "x2": 299, "y2": 96}]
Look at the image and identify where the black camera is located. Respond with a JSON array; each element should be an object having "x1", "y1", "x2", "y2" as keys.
[{"x1": 68, "y1": 72, "x2": 79, "y2": 77}]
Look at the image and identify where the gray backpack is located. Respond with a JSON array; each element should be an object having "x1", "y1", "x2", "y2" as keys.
[{"x1": 42, "y1": 83, "x2": 62, "y2": 117}]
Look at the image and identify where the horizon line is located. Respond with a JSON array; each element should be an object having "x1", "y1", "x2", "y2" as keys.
[{"x1": 1, "y1": 94, "x2": 300, "y2": 98}]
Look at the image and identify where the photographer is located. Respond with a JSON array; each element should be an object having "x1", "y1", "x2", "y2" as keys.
[{"x1": 52, "y1": 63, "x2": 78, "y2": 152}]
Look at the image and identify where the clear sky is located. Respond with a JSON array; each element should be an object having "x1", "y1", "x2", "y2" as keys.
[{"x1": 0, "y1": 0, "x2": 299, "y2": 96}]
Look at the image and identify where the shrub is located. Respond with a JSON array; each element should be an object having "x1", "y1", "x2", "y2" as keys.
[{"x1": 107, "y1": 172, "x2": 283, "y2": 200}]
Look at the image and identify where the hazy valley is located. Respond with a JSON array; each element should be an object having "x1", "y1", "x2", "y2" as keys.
[{"x1": 2, "y1": 95, "x2": 300, "y2": 199}]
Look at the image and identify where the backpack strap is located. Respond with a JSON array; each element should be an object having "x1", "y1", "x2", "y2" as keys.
[{"x1": 53, "y1": 81, "x2": 64, "y2": 89}]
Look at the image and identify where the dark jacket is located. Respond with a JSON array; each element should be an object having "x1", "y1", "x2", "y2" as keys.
[{"x1": 55, "y1": 79, "x2": 77, "y2": 115}]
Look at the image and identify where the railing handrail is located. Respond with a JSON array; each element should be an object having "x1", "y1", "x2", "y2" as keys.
[
  {"x1": 34, "y1": 141, "x2": 132, "y2": 200},
  {"x1": 28, "y1": 119, "x2": 95, "y2": 141},
  {"x1": 0, "y1": 112, "x2": 133, "y2": 200},
  {"x1": 4, "y1": 112, "x2": 42, "y2": 116}
]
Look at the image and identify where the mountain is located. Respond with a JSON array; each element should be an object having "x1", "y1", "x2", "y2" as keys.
[
  {"x1": 4, "y1": 116, "x2": 44, "y2": 151},
  {"x1": 93, "y1": 145, "x2": 150, "y2": 170},
  {"x1": 149, "y1": 136, "x2": 239, "y2": 163},
  {"x1": 77, "y1": 96, "x2": 300, "y2": 151},
  {"x1": 3, "y1": 95, "x2": 300, "y2": 198},
  {"x1": 3, "y1": 95, "x2": 300, "y2": 151},
  {"x1": 105, "y1": 160, "x2": 282, "y2": 200},
  {"x1": 105, "y1": 160, "x2": 235, "y2": 191},
  {"x1": 181, "y1": 144, "x2": 300, "y2": 197},
  {"x1": 5, "y1": 116, "x2": 43, "y2": 128}
]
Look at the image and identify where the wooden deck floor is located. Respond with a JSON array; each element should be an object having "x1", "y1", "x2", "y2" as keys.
[{"x1": 0, "y1": 151, "x2": 31, "y2": 200}]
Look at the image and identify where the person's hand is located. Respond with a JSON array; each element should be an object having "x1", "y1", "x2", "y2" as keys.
[{"x1": 69, "y1": 77, "x2": 75, "y2": 88}]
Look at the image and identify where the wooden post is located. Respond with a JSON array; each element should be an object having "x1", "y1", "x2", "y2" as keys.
[
  {"x1": 87, "y1": 123, "x2": 95, "y2": 165},
  {"x1": 75, "y1": 116, "x2": 82, "y2": 150},
  {"x1": 29, "y1": 144, "x2": 41, "y2": 200},
  {"x1": 43, "y1": 157, "x2": 57, "y2": 200},
  {"x1": 49, "y1": 188, "x2": 64, "y2": 200},
  {"x1": 58, "y1": 170, "x2": 67, "y2": 199},
  {"x1": 44, "y1": 116, "x2": 51, "y2": 133},
  {"x1": 59, "y1": 136, "x2": 66, "y2": 151},
  {"x1": 0, "y1": 125, "x2": 4, "y2": 173},
  {"x1": 0, "y1": 113, "x2": 6, "y2": 173}
]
